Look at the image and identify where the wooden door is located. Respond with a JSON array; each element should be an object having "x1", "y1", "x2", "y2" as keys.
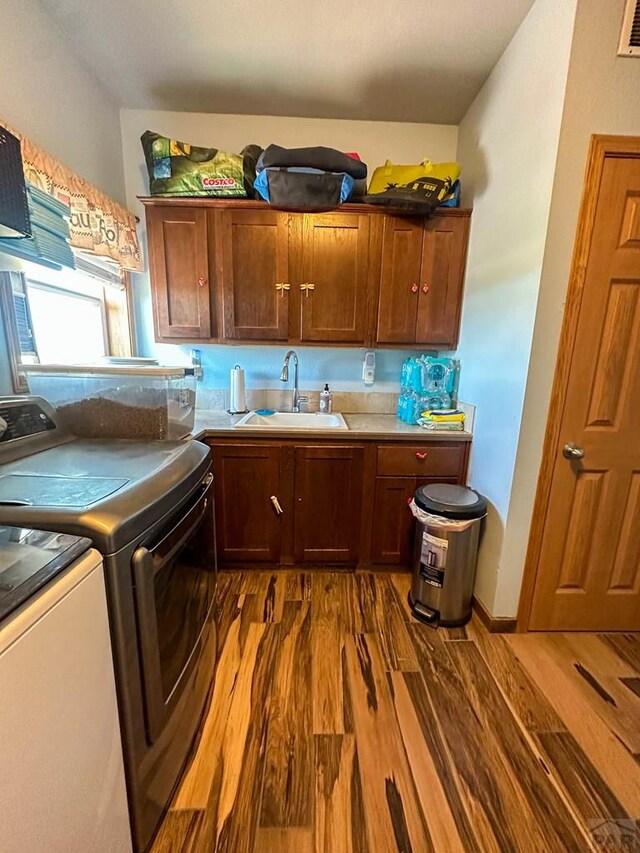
[
  {"x1": 371, "y1": 476, "x2": 458, "y2": 566},
  {"x1": 293, "y1": 445, "x2": 364, "y2": 563},
  {"x1": 218, "y1": 209, "x2": 291, "y2": 340},
  {"x1": 376, "y1": 216, "x2": 424, "y2": 344},
  {"x1": 416, "y1": 215, "x2": 469, "y2": 348},
  {"x1": 146, "y1": 206, "x2": 212, "y2": 338},
  {"x1": 212, "y1": 444, "x2": 282, "y2": 564},
  {"x1": 527, "y1": 148, "x2": 640, "y2": 630},
  {"x1": 298, "y1": 213, "x2": 370, "y2": 343}
]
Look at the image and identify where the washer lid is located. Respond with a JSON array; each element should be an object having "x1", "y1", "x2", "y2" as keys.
[{"x1": 415, "y1": 483, "x2": 487, "y2": 520}]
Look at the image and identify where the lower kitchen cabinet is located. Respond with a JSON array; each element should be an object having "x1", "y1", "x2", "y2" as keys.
[
  {"x1": 208, "y1": 436, "x2": 470, "y2": 569},
  {"x1": 370, "y1": 475, "x2": 458, "y2": 566},
  {"x1": 212, "y1": 443, "x2": 282, "y2": 563},
  {"x1": 293, "y1": 445, "x2": 364, "y2": 563}
]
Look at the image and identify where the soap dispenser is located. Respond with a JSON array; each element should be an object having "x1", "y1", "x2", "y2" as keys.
[{"x1": 319, "y1": 383, "x2": 333, "y2": 414}]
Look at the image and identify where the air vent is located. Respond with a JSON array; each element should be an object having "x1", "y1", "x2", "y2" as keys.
[{"x1": 618, "y1": 0, "x2": 640, "y2": 56}]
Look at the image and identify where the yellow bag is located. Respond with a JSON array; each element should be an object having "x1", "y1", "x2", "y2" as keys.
[{"x1": 365, "y1": 159, "x2": 461, "y2": 213}]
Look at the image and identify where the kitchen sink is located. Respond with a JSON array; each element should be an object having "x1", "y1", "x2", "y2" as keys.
[{"x1": 233, "y1": 411, "x2": 349, "y2": 431}]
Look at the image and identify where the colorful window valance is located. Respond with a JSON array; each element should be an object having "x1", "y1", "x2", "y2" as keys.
[{"x1": 1, "y1": 119, "x2": 141, "y2": 272}]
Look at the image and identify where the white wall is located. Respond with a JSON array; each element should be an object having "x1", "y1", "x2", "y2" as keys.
[
  {"x1": 0, "y1": 0, "x2": 126, "y2": 203},
  {"x1": 455, "y1": 0, "x2": 577, "y2": 611},
  {"x1": 496, "y1": 0, "x2": 640, "y2": 615},
  {"x1": 0, "y1": 0, "x2": 128, "y2": 394},
  {"x1": 120, "y1": 109, "x2": 459, "y2": 390}
]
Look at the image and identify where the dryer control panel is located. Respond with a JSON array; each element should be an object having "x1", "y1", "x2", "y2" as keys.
[{"x1": 0, "y1": 398, "x2": 57, "y2": 444}]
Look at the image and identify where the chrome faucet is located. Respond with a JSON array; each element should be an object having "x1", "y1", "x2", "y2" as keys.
[{"x1": 280, "y1": 350, "x2": 308, "y2": 412}]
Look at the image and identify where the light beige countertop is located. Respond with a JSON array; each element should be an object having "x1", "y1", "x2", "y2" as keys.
[{"x1": 192, "y1": 410, "x2": 473, "y2": 442}]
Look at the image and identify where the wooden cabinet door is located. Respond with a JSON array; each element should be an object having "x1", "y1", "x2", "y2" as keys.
[
  {"x1": 416, "y1": 215, "x2": 469, "y2": 348},
  {"x1": 293, "y1": 445, "x2": 364, "y2": 563},
  {"x1": 297, "y1": 213, "x2": 370, "y2": 343},
  {"x1": 212, "y1": 444, "x2": 282, "y2": 563},
  {"x1": 376, "y1": 216, "x2": 424, "y2": 344},
  {"x1": 218, "y1": 209, "x2": 291, "y2": 340},
  {"x1": 146, "y1": 206, "x2": 212, "y2": 339},
  {"x1": 370, "y1": 476, "x2": 459, "y2": 567}
]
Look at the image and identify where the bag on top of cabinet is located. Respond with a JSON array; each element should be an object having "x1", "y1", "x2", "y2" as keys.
[
  {"x1": 141, "y1": 130, "x2": 262, "y2": 198},
  {"x1": 253, "y1": 144, "x2": 367, "y2": 210},
  {"x1": 363, "y1": 159, "x2": 461, "y2": 214}
]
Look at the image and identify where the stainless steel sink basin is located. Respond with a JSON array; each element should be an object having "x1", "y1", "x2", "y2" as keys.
[{"x1": 233, "y1": 411, "x2": 349, "y2": 431}]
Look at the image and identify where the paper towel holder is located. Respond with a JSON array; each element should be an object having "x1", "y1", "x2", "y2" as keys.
[{"x1": 228, "y1": 363, "x2": 250, "y2": 415}]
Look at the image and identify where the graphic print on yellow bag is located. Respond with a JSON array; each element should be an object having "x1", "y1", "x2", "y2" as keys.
[
  {"x1": 141, "y1": 130, "x2": 263, "y2": 198},
  {"x1": 364, "y1": 159, "x2": 461, "y2": 214}
]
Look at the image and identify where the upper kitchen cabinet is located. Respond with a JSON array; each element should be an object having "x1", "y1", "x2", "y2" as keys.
[
  {"x1": 295, "y1": 212, "x2": 372, "y2": 345},
  {"x1": 216, "y1": 209, "x2": 291, "y2": 341},
  {"x1": 141, "y1": 200, "x2": 471, "y2": 349},
  {"x1": 146, "y1": 205, "x2": 213, "y2": 339},
  {"x1": 376, "y1": 211, "x2": 471, "y2": 349}
]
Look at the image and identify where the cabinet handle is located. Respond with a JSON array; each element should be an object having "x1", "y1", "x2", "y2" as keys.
[
  {"x1": 198, "y1": 277, "x2": 206, "y2": 288},
  {"x1": 270, "y1": 495, "x2": 284, "y2": 515},
  {"x1": 416, "y1": 452, "x2": 427, "y2": 461},
  {"x1": 300, "y1": 282, "x2": 316, "y2": 298},
  {"x1": 411, "y1": 283, "x2": 419, "y2": 293},
  {"x1": 422, "y1": 283, "x2": 430, "y2": 294},
  {"x1": 275, "y1": 282, "x2": 291, "y2": 297}
]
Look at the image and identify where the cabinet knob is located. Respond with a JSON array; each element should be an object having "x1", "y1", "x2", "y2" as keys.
[
  {"x1": 300, "y1": 282, "x2": 316, "y2": 297},
  {"x1": 198, "y1": 277, "x2": 206, "y2": 288},
  {"x1": 411, "y1": 283, "x2": 419, "y2": 293},
  {"x1": 416, "y1": 451, "x2": 427, "y2": 461},
  {"x1": 275, "y1": 282, "x2": 291, "y2": 297},
  {"x1": 422, "y1": 283, "x2": 430, "y2": 294}
]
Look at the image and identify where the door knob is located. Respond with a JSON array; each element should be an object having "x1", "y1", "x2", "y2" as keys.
[{"x1": 562, "y1": 443, "x2": 585, "y2": 460}]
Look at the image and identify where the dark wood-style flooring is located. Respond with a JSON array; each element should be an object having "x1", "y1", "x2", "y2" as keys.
[{"x1": 152, "y1": 571, "x2": 640, "y2": 852}]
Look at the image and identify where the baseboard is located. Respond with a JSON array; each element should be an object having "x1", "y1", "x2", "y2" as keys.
[{"x1": 472, "y1": 596, "x2": 517, "y2": 633}]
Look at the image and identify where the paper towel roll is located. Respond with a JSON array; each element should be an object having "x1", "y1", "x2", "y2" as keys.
[{"x1": 229, "y1": 365, "x2": 246, "y2": 413}]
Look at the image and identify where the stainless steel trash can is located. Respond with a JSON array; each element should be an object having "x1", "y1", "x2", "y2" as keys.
[{"x1": 409, "y1": 483, "x2": 487, "y2": 627}]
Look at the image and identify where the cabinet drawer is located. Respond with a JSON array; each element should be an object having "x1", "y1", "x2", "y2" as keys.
[{"x1": 376, "y1": 444, "x2": 465, "y2": 478}]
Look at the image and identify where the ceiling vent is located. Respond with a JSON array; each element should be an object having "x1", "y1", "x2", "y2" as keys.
[{"x1": 618, "y1": 0, "x2": 640, "y2": 56}]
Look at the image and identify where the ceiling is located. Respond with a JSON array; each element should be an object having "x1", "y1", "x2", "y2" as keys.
[{"x1": 40, "y1": 0, "x2": 535, "y2": 124}]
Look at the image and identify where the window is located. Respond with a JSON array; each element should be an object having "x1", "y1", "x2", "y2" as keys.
[
  {"x1": 26, "y1": 278, "x2": 108, "y2": 363},
  {"x1": 0, "y1": 260, "x2": 134, "y2": 393}
]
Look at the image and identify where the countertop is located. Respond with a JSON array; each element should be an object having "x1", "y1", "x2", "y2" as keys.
[{"x1": 192, "y1": 410, "x2": 473, "y2": 442}]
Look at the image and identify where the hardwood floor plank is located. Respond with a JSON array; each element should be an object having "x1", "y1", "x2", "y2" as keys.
[
  {"x1": 600, "y1": 633, "x2": 640, "y2": 673},
  {"x1": 260, "y1": 600, "x2": 313, "y2": 828},
  {"x1": 373, "y1": 575, "x2": 420, "y2": 671},
  {"x1": 390, "y1": 670, "x2": 472, "y2": 853},
  {"x1": 314, "y1": 734, "x2": 368, "y2": 853},
  {"x1": 348, "y1": 574, "x2": 377, "y2": 633},
  {"x1": 253, "y1": 828, "x2": 313, "y2": 853},
  {"x1": 312, "y1": 576, "x2": 345, "y2": 735},
  {"x1": 537, "y1": 731, "x2": 630, "y2": 823},
  {"x1": 411, "y1": 624, "x2": 580, "y2": 852},
  {"x1": 243, "y1": 573, "x2": 285, "y2": 623},
  {"x1": 466, "y1": 618, "x2": 566, "y2": 733},
  {"x1": 284, "y1": 571, "x2": 312, "y2": 601},
  {"x1": 175, "y1": 598, "x2": 249, "y2": 809},
  {"x1": 621, "y1": 676, "x2": 640, "y2": 698},
  {"x1": 345, "y1": 633, "x2": 431, "y2": 853},
  {"x1": 509, "y1": 633, "x2": 640, "y2": 815},
  {"x1": 214, "y1": 625, "x2": 281, "y2": 853},
  {"x1": 150, "y1": 809, "x2": 205, "y2": 853}
]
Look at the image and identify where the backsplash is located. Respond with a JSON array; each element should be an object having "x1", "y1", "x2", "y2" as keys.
[
  {"x1": 196, "y1": 386, "x2": 476, "y2": 431},
  {"x1": 197, "y1": 387, "x2": 400, "y2": 414}
]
